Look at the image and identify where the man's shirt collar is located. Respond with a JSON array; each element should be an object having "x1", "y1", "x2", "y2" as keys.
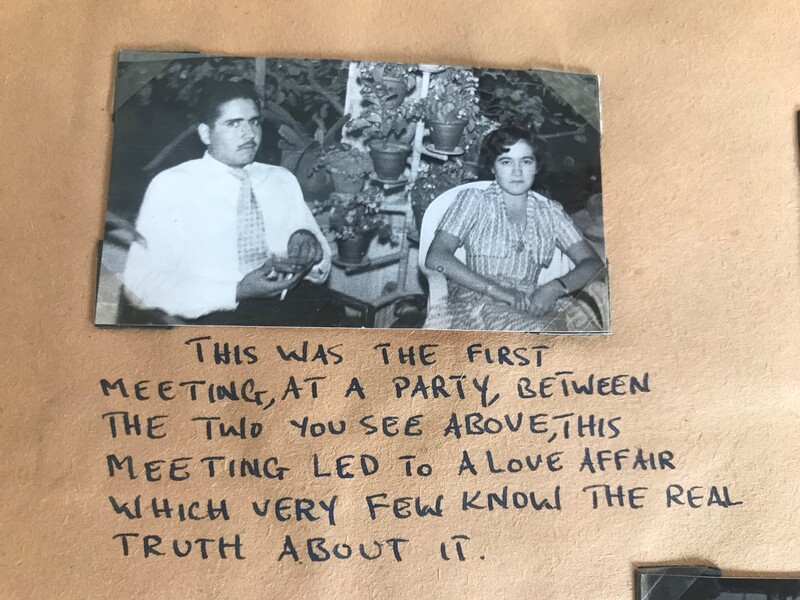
[{"x1": 201, "y1": 151, "x2": 256, "y2": 178}]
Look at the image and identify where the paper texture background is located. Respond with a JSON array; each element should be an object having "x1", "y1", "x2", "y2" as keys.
[{"x1": 1, "y1": 1, "x2": 798, "y2": 599}]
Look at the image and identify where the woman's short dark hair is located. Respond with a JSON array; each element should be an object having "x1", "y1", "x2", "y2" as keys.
[
  {"x1": 480, "y1": 124, "x2": 538, "y2": 173},
  {"x1": 196, "y1": 79, "x2": 261, "y2": 125}
]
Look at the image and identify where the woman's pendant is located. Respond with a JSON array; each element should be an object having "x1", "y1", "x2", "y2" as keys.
[{"x1": 515, "y1": 239, "x2": 526, "y2": 253}]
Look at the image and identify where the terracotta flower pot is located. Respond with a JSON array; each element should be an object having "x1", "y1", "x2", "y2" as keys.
[
  {"x1": 336, "y1": 232, "x2": 374, "y2": 265},
  {"x1": 429, "y1": 120, "x2": 468, "y2": 152},
  {"x1": 329, "y1": 169, "x2": 365, "y2": 194},
  {"x1": 369, "y1": 142, "x2": 410, "y2": 181}
]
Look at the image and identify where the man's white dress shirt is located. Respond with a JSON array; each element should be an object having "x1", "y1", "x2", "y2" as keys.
[{"x1": 123, "y1": 153, "x2": 331, "y2": 319}]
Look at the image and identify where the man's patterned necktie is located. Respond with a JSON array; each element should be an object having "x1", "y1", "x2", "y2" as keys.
[{"x1": 233, "y1": 169, "x2": 269, "y2": 273}]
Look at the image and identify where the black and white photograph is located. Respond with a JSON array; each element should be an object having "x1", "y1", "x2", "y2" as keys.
[
  {"x1": 638, "y1": 570, "x2": 800, "y2": 600},
  {"x1": 96, "y1": 50, "x2": 609, "y2": 331}
]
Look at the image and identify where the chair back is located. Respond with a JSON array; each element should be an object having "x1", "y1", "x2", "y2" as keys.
[
  {"x1": 418, "y1": 181, "x2": 493, "y2": 274},
  {"x1": 418, "y1": 182, "x2": 492, "y2": 328}
]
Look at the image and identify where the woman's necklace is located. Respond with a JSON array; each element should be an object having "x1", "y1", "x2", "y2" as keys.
[{"x1": 507, "y1": 202, "x2": 529, "y2": 253}]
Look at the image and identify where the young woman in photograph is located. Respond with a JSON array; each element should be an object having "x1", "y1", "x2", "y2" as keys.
[{"x1": 425, "y1": 125, "x2": 604, "y2": 331}]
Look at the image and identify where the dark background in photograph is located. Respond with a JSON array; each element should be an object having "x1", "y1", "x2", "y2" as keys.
[{"x1": 106, "y1": 55, "x2": 601, "y2": 226}]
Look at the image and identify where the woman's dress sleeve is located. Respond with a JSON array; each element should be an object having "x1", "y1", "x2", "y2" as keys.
[
  {"x1": 549, "y1": 201, "x2": 584, "y2": 250},
  {"x1": 436, "y1": 188, "x2": 483, "y2": 243}
]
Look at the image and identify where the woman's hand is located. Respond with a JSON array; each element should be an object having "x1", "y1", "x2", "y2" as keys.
[
  {"x1": 528, "y1": 281, "x2": 564, "y2": 316},
  {"x1": 510, "y1": 289, "x2": 530, "y2": 312},
  {"x1": 492, "y1": 286, "x2": 530, "y2": 312}
]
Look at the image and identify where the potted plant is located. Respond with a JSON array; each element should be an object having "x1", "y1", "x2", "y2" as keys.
[
  {"x1": 424, "y1": 67, "x2": 480, "y2": 152},
  {"x1": 461, "y1": 113, "x2": 498, "y2": 178},
  {"x1": 369, "y1": 62, "x2": 416, "y2": 109},
  {"x1": 275, "y1": 117, "x2": 348, "y2": 199},
  {"x1": 408, "y1": 160, "x2": 478, "y2": 234},
  {"x1": 348, "y1": 63, "x2": 422, "y2": 181},
  {"x1": 328, "y1": 187, "x2": 392, "y2": 264},
  {"x1": 320, "y1": 144, "x2": 372, "y2": 194},
  {"x1": 263, "y1": 59, "x2": 351, "y2": 195}
]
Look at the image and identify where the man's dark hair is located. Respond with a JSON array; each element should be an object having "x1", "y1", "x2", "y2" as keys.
[
  {"x1": 480, "y1": 124, "x2": 539, "y2": 173},
  {"x1": 196, "y1": 79, "x2": 261, "y2": 125}
]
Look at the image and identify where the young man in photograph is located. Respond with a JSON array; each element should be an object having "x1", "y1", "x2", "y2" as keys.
[{"x1": 122, "y1": 80, "x2": 341, "y2": 326}]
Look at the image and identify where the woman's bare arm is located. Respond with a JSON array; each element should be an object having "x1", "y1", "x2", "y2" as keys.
[
  {"x1": 425, "y1": 230, "x2": 527, "y2": 308},
  {"x1": 528, "y1": 240, "x2": 604, "y2": 315},
  {"x1": 559, "y1": 240, "x2": 604, "y2": 292}
]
